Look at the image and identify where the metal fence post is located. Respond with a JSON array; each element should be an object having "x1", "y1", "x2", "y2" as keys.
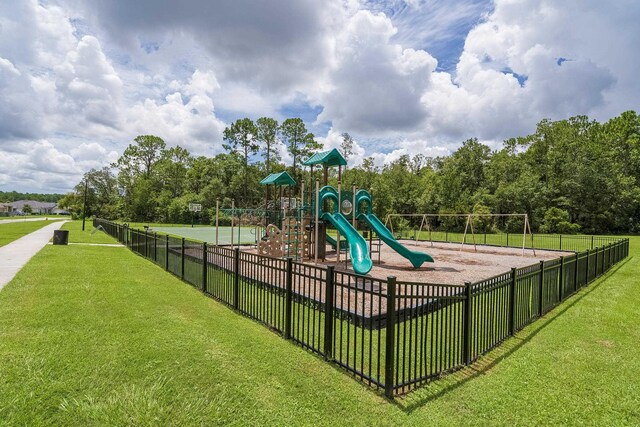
[
  {"x1": 585, "y1": 249, "x2": 590, "y2": 285},
  {"x1": 384, "y1": 276, "x2": 397, "y2": 399},
  {"x1": 509, "y1": 268, "x2": 516, "y2": 335},
  {"x1": 574, "y1": 254, "x2": 579, "y2": 292},
  {"x1": 558, "y1": 256, "x2": 564, "y2": 302},
  {"x1": 284, "y1": 257, "x2": 293, "y2": 339},
  {"x1": 559, "y1": 234, "x2": 563, "y2": 250},
  {"x1": 181, "y1": 237, "x2": 185, "y2": 280},
  {"x1": 594, "y1": 247, "x2": 599, "y2": 277},
  {"x1": 144, "y1": 231, "x2": 148, "y2": 258},
  {"x1": 233, "y1": 248, "x2": 240, "y2": 310},
  {"x1": 323, "y1": 265, "x2": 335, "y2": 359},
  {"x1": 154, "y1": 232, "x2": 157, "y2": 262},
  {"x1": 463, "y1": 281, "x2": 472, "y2": 365},
  {"x1": 165, "y1": 235, "x2": 169, "y2": 271},
  {"x1": 202, "y1": 242, "x2": 207, "y2": 293},
  {"x1": 591, "y1": 235, "x2": 594, "y2": 250},
  {"x1": 538, "y1": 260, "x2": 544, "y2": 316}
]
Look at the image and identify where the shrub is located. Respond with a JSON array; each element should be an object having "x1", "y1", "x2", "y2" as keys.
[{"x1": 539, "y1": 207, "x2": 581, "y2": 234}]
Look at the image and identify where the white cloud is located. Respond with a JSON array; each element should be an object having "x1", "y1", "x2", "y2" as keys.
[
  {"x1": 0, "y1": 57, "x2": 20, "y2": 76},
  {"x1": 53, "y1": 35, "x2": 124, "y2": 130},
  {"x1": 318, "y1": 10, "x2": 437, "y2": 135},
  {"x1": 368, "y1": 139, "x2": 450, "y2": 168},
  {"x1": 0, "y1": 140, "x2": 81, "y2": 192},
  {"x1": 316, "y1": 129, "x2": 366, "y2": 166},
  {"x1": 430, "y1": 0, "x2": 625, "y2": 140},
  {"x1": 0, "y1": 0, "x2": 639, "y2": 193},
  {"x1": 125, "y1": 69, "x2": 227, "y2": 156}
]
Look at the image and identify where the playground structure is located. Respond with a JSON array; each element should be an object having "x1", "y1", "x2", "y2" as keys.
[{"x1": 214, "y1": 148, "x2": 435, "y2": 275}]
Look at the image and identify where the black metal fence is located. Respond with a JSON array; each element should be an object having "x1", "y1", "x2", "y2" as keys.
[{"x1": 95, "y1": 219, "x2": 630, "y2": 397}]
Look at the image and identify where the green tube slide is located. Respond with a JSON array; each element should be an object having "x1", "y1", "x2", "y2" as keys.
[
  {"x1": 321, "y1": 212, "x2": 373, "y2": 275},
  {"x1": 319, "y1": 186, "x2": 372, "y2": 275},
  {"x1": 355, "y1": 189, "x2": 434, "y2": 268}
]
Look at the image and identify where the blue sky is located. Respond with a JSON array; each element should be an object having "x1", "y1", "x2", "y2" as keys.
[{"x1": 0, "y1": 0, "x2": 638, "y2": 192}]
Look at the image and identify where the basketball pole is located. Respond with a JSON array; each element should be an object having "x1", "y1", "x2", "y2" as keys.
[{"x1": 215, "y1": 199, "x2": 219, "y2": 246}]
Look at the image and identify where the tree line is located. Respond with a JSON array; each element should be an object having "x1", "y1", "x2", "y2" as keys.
[
  {"x1": 60, "y1": 111, "x2": 640, "y2": 234},
  {"x1": 0, "y1": 191, "x2": 64, "y2": 203}
]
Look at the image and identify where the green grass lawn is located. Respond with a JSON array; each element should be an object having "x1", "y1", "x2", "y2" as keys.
[
  {"x1": 0, "y1": 219, "x2": 64, "y2": 247},
  {"x1": 60, "y1": 220, "x2": 118, "y2": 244},
  {"x1": 0, "y1": 236, "x2": 638, "y2": 425},
  {"x1": 23, "y1": 214, "x2": 71, "y2": 219}
]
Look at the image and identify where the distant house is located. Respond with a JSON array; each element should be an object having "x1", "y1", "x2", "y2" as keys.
[
  {"x1": 52, "y1": 205, "x2": 70, "y2": 215},
  {"x1": 9, "y1": 200, "x2": 57, "y2": 215},
  {"x1": 0, "y1": 203, "x2": 14, "y2": 215}
]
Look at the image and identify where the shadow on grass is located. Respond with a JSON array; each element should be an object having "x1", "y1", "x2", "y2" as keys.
[{"x1": 394, "y1": 255, "x2": 633, "y2": 412}]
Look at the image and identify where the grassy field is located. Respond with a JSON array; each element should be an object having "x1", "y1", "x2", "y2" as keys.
[
  {"x1": 0, "y1": 235, "x2": 637, "y2": 425},
  {"x1": 60, "y1": 220, "x2": 118, "y2": 244},
  {"x1": 0, "y1": 219, "x2": 64, "y2": 247},
  {"x1": 0, "y1": 215, "x2": 71, "y2": 220}
]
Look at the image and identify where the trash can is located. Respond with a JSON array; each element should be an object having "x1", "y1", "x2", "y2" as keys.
[{"x1": 53, "y1": 229, "x2": 69, "y2": 245}]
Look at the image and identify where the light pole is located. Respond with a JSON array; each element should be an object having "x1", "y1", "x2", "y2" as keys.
[{"x1": 82, "y1": 178, "x2": 88, "y2": 231}]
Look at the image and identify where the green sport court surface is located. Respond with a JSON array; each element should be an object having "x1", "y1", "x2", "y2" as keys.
[{"x1": 150, "y1": 226, "x2": 258, "y2": 245}]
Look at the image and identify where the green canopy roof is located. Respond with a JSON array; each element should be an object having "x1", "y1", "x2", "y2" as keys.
[
  {"x1": 302, "y1": 148, "x2": 347, "y2": 167},
  {"x1": 259, "y1": 171, "x2": 296, "y2": 186}
]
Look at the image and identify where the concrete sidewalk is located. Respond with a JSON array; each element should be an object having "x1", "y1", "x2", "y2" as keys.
[
  {"x1": 0, "y1": 217, "x2": 67, "y2": 224},
  {"x1": 0, "y1": 221, "x2": 69, "y2": 290}
]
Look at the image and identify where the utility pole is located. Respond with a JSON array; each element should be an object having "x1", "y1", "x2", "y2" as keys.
[{"x1": 82, "y1": 178, "x2": 88, "y2": 231}]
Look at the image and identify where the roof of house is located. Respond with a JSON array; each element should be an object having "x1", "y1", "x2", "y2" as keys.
[
  {"x1": 302, "y1": 148, "x2": 347, "y2": 167},
  {"x1": 259, "y1": 171, "x2": 297, "y2": 186},
  {"x1": 9, "y1": 200, "x2": 57, "y2": 209}
]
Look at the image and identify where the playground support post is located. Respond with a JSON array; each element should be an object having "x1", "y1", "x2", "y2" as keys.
[
  {"x1": 527, "y1": 215, "x2": 536, "y2": 256},
  {"x1": 522, "y1": 214, "x2": 527, "y2": 255},
  {"x1": 352, "y1": 183, "x2": 357, "y2": 228},
  {"x1": 415, "y1": 215, "x2": 425, "y2": 247},
  {"x1": 460, "y1": 215, "x2": 469, "y2": 251},
  {"x1": 460, "y1": 214, "x2": 477, "y2": 252},
  {"x1": 315, "y1": 178, "x2": 319, "y2": 265},
  {"x1": 337, "y1": 180, "x2": 341, "y2": 264}
]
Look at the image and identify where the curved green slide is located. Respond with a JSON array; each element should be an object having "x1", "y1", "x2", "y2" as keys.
[
  {"x1": 321, "y1": 212, "x2": 373, "y2": 275},
  {"x1": 356, "y1": 189, "x2": 434, "y2": 268},
  {"x1": 319, "y1": 186, "x2": 372, "y2": 275}
]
